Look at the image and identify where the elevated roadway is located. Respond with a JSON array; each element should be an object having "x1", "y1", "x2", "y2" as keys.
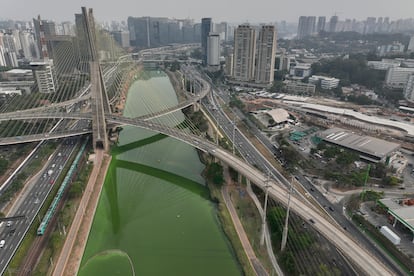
[{"x1": 105, "y1": 115, "x2": 393, "y2": 276}]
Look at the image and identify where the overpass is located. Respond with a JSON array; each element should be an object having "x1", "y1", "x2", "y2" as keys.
[{"x1": 104, "y1": 115, "x2": 393, "y2": 276}]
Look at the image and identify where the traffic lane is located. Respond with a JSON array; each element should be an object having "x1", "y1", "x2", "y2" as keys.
[{"x1": 0, "y1": 140, "x2": 79, "y2": 274}]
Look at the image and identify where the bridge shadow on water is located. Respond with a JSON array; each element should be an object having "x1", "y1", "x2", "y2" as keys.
[
  {"x1": 110, "y1": 133, "x2": 167, "y2": 156},
  {"x1": 104, "y1": 134, "x2": 209, "y2": 234}
]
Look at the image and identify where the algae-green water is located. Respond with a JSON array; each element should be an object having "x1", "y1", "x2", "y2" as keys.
[{"x1": 78, "y1": 71, "x2": 241, "y2": 276}]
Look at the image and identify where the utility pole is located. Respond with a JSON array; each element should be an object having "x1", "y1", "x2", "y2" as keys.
[
  {"x1": 232, "y1": 119, "x2": 236, "y2": 155},
  {"x1": 281, "y1": 176, "x2": 294, "y2": 251},
  {"x1": 360, "y1": 164, "x2": 371, "y2": 201},
  {"x1": 260, "y1": 169, "x2": 271, "y2": 246}
]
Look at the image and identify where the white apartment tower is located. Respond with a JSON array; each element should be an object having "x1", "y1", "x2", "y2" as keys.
[
  {"x1": 255, "y1": 25, "x2": 277, "y2": 84},
  {"x1": 30, "y1": 60, "x2": 57, "y2": 93},
  {"x1": 233, "y1": 24, "x2": 256, "y2": 82},
  {"x1": 207, "y1": 32, "x2": 220, "y2": 70}
]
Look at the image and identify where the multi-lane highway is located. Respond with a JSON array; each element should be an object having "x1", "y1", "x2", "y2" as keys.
[
  {"x1": 200, "y1": 71, "x2": 404, "y2": 275},
  {"x1": 0, "y1": 137, "x2": 80, "y2": 275}
]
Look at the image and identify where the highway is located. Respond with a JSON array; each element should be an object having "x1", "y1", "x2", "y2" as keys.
[
  {"x1": 195, "y1": 70, "x2": 399, "y2": 275},
  {"x1": 0, "y1": 137, "x2": 80, "y2": 275}
]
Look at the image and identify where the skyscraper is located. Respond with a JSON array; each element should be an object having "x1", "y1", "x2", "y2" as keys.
[
  {"x1": 255, "y1": 25, "x2": 277, "y2": 84},
  {"x1": 207, "y1": 32, "x2": 220, "y2": 70},
  {"x1": 297, "y1": 16, "x2": 316, "y2": 39},
  {"x1": 329, "y1": 16, "x2": 338, "y2": 32},
  {"x1": 233, "y1": 24, "x2": 256, "y2": 82},
  {"x1": 33, "y1": 16, "x2": 56, "y2": 59},
  {"x1": 317, "y1": 16, "x2": 326, "y2": 33},
  {"x1": 201, "y1": 18, "x2": 212, "y2": 65}
]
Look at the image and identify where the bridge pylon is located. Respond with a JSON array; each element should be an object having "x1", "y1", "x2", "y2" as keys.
[{"x1": 80, "y1": 7, "x2": 111, "y2": 151}]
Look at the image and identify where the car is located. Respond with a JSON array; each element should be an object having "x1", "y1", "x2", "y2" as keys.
[
  {"x1": 9, "y1": 228, "x2": 16, "y2": 235},
  {"x1": 6, "y1": 221, "x2": 12, "y2": 227},
  {"x1": 329, "y1": 206, "x2": 335, "y2": 212},
  {"x1": 309, "y1": 218, "x2": 315, "y2": 224},
  {"x1": 0, "y1": 240, "x2": 5, "y2": 248}
]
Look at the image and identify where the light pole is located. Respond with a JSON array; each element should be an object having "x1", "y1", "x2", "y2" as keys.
[
  {"x1": 281, "y1": 176, "x2": 293, "y2": 251},
  {"x1": 260, "y1": 170, "x2": 271, "y2": 246},
  {"x1": 232, "y1": 119, "x2": 236, "y2": 155}
]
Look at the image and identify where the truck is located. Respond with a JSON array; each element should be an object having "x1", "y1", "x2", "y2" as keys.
[
  {"x1": 380, "y1": 226, "x2": 401, "y2": 245},
  {"x1": 47, "y1": 170, "x2": 54, "y2": 176}
]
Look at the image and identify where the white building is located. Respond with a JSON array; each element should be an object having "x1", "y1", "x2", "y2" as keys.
[
  {"x1": 207, "y1": 32, "x2": 220, "y2": 71},
  {"x1": 30, "y1": 60, "x2": 57, "y2": 93},
  {"x1": 255, "y1": 25, "x2": 277, "y2": 85},
  {"x1": 385, "y1": 67, "x2": 414, "y2": 89},
  {"x1": 309, "y1": 75, "x2": 340, "y2": 89},
  {"x1": 289, "y1": 63, "x2": 312, "y2": 80},
  {"x1": 367, "y1": 59, "x2": 400, "y2": 70},
  {"x1": 408, "y1": 36, "x2": 414, "y2": 52},
  {"x1": 404, "y1": 74, "x2": 414, "y2": 102},
  {"x1": 233, "y1": 24, "x2": 256, "y2": 82}
]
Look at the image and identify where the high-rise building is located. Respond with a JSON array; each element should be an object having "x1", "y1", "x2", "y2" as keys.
[
  {"x1": 111, "y1": 30, "x2": 130, "y2": 48},
  {"x1": 255, "y1": 25, "x2": 277, "y2": 84},
  {"x1": 33, "y1": 16, "x2": 56, "y2": 59},
  {"x1": 233, "y1": 24, "x2": 256, "y2": 82},
  {"x1": 364, "y1": 17, "x2": 377, "y2": 34},
  {"x1": 317, "y1": 16, "x2": 326, "y2": 33},
  {"x1": 329, "y1": 16, "x2": 338, "y2": 32},
  {"x1": 225, "y1": 53, "x2": 233, "y2": 76},
  {"x1": 408, "y1": 36, "x2": 414, "y2": 52},
  {"x1": 297, "y1": 16, "x2": 316, "y2": 39},
  {"x1": 30, "y1": 60, "x2": 57, "y2": 93},
  {"x1": 207, "y1": 32, "x2": 220, "y2": 70},
  {"x1": 201, "y1": 18, "x2": 212, "y2": 65},
  {"x1": 19, "y1": 31, "x2": 36, "y2": 60}
]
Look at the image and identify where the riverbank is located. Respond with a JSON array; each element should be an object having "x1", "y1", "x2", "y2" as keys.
[{"x1": 53, "y1": 150, "x2": 111, "y2": 276}]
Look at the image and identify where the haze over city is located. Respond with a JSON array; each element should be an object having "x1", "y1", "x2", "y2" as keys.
[{"x1": 1, "y1": 0, "x2": 414, "y2": 22}]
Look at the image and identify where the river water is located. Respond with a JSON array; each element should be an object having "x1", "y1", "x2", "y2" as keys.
[{"x1": 78, "y1": 71, "x2": 241, "y2": 276}]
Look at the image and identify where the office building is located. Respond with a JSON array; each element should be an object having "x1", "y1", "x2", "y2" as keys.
[
  {"x1": 329, "y1": 15, "x2": 338, "y2": 32},
  {"x1": 297, "y1": 16, "x2": 316, "y2": 39},
  {"x1": 316, "y1": 16, "x2": 326, "y2": 32},
  {"x1": 111, "y1": 30, "x2": 130, "y2": 48},
  {"x1": 207, "y1": 32, "x2": 220, "y2": 70},
  {"x1": 225, "y1": 53, "x2": 233, "y2": 76},
  {"x1": 201, "y1": 18, "x2": 213, "y2": 65},
  {"x1": 33, "y1": 16, "x2": 56, "y2": 59},
  {"x1": 309, "y1": 75, "x2": 340, "y2": 89},
  {"x1": 30, "y1": 60, "x2": 57, "y2": 93},
  {"x1": 255, "y1": 25, "x2": 277, "y2": 84},
  {"x1": 404, "y1": 74, "x2": 414, "y2": 102},
  {"x1": 386, "y1": 67, "x2": 414, "y2": 89},
  {"x1": 233, "y1": 24, "x2": 256, "y2": 82},
  {"x1": 407, "y1": 36, "x2": 414, "y2": 52}
]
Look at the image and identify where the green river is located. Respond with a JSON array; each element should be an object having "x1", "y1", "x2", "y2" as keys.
[{"x1": 78, "y1": 71, "x2": 241, "y2": 276}]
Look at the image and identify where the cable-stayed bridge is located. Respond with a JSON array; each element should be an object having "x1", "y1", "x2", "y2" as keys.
[{"x1": 0, "y1": 7, "x2": 395, "y2": 276}]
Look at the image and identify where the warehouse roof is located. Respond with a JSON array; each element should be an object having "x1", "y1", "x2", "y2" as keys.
[
  {"x1": 379, "y1": 198, "x2": 414, "y2": 232},
  {"x1": 320, "y1": 128, "x2": 400, "y2": 160}
]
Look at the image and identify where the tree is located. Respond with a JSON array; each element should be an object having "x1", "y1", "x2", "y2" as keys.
[{"x1": 206, "y1": 162, "x2": 224, "y2": 186}]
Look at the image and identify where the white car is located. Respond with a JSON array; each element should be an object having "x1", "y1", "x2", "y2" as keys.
[
  {"x1": 0, "y1": 240, "x2": 5, "y2": 248},
  {"x1": 6, "y1": 221, "x2": 12, "y2": 227}
]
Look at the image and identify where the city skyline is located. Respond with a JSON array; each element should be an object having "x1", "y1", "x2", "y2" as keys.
[{"x1": 1, "y1": 0, "x2": 414, "y2": 23}]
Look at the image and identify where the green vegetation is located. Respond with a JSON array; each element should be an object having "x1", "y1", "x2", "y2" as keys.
[
  {"x1": 0, "y1": 142, "x2": 58, "y2": 205},
  {"x1": 267, "y1": 205, "x2": 340, "y2": 275},
  {"x1": 206, "y1": 171, "x2": 256, "y2": 276},
  {"x1": 182, "y1": 108, "x2": 208, "y2": 133},
  {"x1": 206, "y1": 162, "x2": 224, "y2": 186},
  {"x1": 34, "y1": 161, "x2": 93, "y2": 275},
  {"x1": 311, "y1": 55, "x2": 385, "y2": 89},
  {"x1": 229, "y1": 94, "x2": 245, "y2": 110},
  {"x1": 351, "y1": 213, "x2": 414, "y2": 274}
]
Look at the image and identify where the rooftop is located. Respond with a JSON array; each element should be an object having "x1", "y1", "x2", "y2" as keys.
[
  {"x1": 379, "y1": 198, "x2": 414, "y2": 232},
  {"x1": 320, "y1": 128, "x2": 400, "y2": 159}
]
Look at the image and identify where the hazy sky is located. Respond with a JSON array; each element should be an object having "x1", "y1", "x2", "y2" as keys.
[{"x1": 1, "y1": 0, "x2": 413, "y2": 23}]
